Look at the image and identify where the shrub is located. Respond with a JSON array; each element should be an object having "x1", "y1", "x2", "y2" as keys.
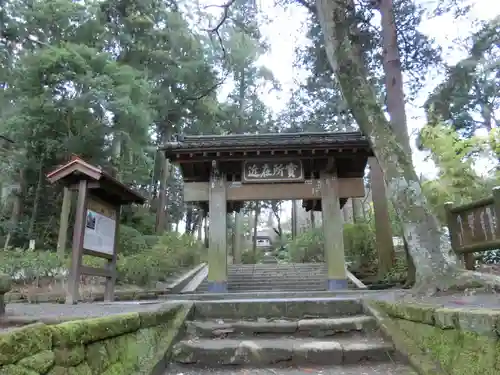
[
  {"x1": 241, "y1": 248, "x2": 263, "y2": 264},
  {"x1": 287, "y1": 224, "x2": 377, "y2": 271},
  {"x1": 0, "y1": 232, "x2": 205, "y2": 288},
  {"x1": 117, "y1": 225, "x2": 147, "y2": 256}
]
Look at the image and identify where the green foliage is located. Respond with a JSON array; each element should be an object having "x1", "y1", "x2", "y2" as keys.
[
  {"x1": 287, "y1": 224, "x2": 377, "y2": 270},
  {"x1": 117, "y1": 225, "x2": 147, "y2": 256},
  {"x1": 118, "y1": 233, "x2": 204, "y2": 286},
  {"x1": 383, "y1": 255, "x2": 408, "y2": 283},
  {"x1": 0, "y1": 233, "x2": 203, "y2": 287},
  {"x1": 241, "y1": 249, "x2": 264, "y2": 264}
]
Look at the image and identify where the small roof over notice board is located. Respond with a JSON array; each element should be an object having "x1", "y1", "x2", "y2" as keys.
[{"x1": 46, "y1": 156, "x2": 145, "y2": 206}]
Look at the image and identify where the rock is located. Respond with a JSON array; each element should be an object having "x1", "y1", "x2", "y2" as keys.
[{"x1": 0, "y1": 274, "x2": 11, "y2": 294}]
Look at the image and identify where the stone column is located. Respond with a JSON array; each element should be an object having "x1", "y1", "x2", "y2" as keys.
[
  {"x1": 207, "y1": 162, "x2": 228, "y2": 293},
  {"x1": 320, "y1": 164, "x2": 347, "y2": 289}
]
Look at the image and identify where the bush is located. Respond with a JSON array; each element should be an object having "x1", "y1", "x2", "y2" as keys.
[
  {"x1": 287, "y1": 224, "x2": 377, "y2": 271},
  {"x1": 241, "y1": 248, "x2": 263, "y2": 264},
  {"x1": 117, "y1": 225, "x2": 148, "y2": 256},
  {"x1": 0, "y1": 232, "x2": 205, "y2": 288},
  {"x1": 117, "y1": 232, "x2": 204, "y2": 286}
]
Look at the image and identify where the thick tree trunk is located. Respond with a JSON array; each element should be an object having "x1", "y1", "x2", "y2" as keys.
[
  {"x1": 315, "y1": 0, "x2": 500, "y2": 293},
  {"x1": 377, "y1": 0, "x2": 414, "y2": 286}
]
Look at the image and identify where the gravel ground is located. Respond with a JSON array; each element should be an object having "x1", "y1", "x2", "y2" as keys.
[{"x1": 165, "y1": 363, "x2": 417, "y2": 375}]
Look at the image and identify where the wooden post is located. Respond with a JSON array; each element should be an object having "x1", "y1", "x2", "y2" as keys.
[
  {"x1": 66, "y1": 179, "x2": 88, "y2": 305},
  {"x1": 320, "y1": 164, "x2": 347, "y2": 289},
  {"x1": 104, "y1": 206, "x2": 120, "y2": 302},
  {"x1": 56, "y1": 187, "x2": 72, "y2": 258},
  {"x1": 369, "y1": 157, "x2": 395, "y2": 276},
  {"x1": 207, "y1": 162, "x2": 228, "y2": 293},
  {"x1": 492, "y1": 187, "x2": 500, "y2": 238}
]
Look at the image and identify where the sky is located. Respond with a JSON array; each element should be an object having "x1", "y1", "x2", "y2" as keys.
[{"x1": 180, "y1": 0, "x2": 499, "y2": 230}]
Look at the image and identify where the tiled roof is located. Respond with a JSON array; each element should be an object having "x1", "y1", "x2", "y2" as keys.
[{"x1": 160, "y1": 132, "x2": 369, "y2": 152}]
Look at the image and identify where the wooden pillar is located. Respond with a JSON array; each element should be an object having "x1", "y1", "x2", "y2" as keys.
[
  {"x1": 207, "y1": 162, "x2": 228, "y2": 293},
  {"x1": 66, "y1": 179, "x2": 88, "y2": 305},
  {"x1": 104, "y1": 206, "x2": 120, "y2": 302},
  {"x1": 369, "y1": 157, "x2": 395, "y2": 275},
  {"x1": 320, "y1": 164, "x2": 347, "y2": 290},
  {"x1": 234, "y1": 210, "x2": 243, "y2": 264}
]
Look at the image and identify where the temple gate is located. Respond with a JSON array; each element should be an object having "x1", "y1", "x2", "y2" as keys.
[{"x1": 161, "y1": 132, "x2": 372, "y2": 293}]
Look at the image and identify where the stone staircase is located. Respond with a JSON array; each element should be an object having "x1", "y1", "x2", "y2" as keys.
[
  {"x1": 196, "y1": 263, "x2": 364, "y2": 293},
  {"x1": 167, "y1": 298, "x2": 415, "y2": 374}
]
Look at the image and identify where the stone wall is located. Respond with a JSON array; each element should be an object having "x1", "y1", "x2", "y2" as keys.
[
  {"x1": 366, "y1": 300, "x2": 500, "y2": 375},
  {"x1": 0, "y1": 303, "x2": 192, "y2": 375}
]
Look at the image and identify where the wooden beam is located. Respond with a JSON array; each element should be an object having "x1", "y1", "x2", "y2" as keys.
[{"x1": 183, "y1": 178, "x2": 365, "y2": 202}]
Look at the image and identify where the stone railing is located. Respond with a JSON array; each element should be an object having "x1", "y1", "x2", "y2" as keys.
[
  {"x1": 0, "y1": 302, "x2": 193, "y2": 375},
  {"x1": 365, "y1": 300, "x2": 500, "y2": 375}
]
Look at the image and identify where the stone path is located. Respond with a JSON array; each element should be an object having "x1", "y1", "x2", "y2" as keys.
[
  {"x1": 166, "y1": 297, "x2": 415, "y2": 375},
  {"x1": 166, "y1": 363, "x2": 417, "y2": 374}
]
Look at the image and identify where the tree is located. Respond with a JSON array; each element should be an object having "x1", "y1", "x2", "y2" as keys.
[{"x1": 313, "y1": 0, "x2": 500, "y2": 293}]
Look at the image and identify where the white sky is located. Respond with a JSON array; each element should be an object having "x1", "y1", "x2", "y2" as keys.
[{"x1": 179, "y1": 0, "x2": 499, "y2": 230}]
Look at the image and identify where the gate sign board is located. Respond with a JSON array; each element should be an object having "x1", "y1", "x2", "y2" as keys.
[
  {"x1": 242, "y1": 160, "x2": 304, "y2": 183},
  {"x1": 451, "y1": 202, "x2": 497, "y2": 248},
  {"x1": 84, "y1": 198, "x2": 117, "y2": 256},
  {"x1": 47, "y1": 156, "x2": 145, "y2": 304}
]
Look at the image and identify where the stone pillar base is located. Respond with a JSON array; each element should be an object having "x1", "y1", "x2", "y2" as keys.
[
  {"x1": 207, "y1": 281, "x2": 228, "y2": 293},
  {"x1": 327, "y1": 279, "x2": 348, "y2": 290}
]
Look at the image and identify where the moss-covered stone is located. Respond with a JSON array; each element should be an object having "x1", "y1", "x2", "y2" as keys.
[
  {"x1": 54, "y1": 346, "x2": 85, "y2": 367},
  {"x1": 369, "y1": 300, "x2": 500, "y2": 375},
  {"x1": 0, "y1": 364, "x2": 39, "y2": 375},
  {"x1": 138, "y1": 305, "x2": 179, "y2": 328},
  {"x1": 52, "y1": 313, "x2": 141, "y2": 347},
  {"x1": 0, "y1": 274, "x2": 11, "y2": 294},
  {"x1": 0, "y1": 323, "x2": 53, "y2": 365},
  {"x1": 68, "y1": 362, "x2": 92, "y2": 375},
  {"x1": 85, "y1": 341, "x2": 110, "y2": 374},
  {"x1": 433, "y1": 308, "x2": 459, "y2": 329},
  {"x1": 456, "y1": 309, "x2": 500, "y2": 337},
  {"x1": 375, "y1": 300, "x2": 436, "y2": 324},
  {"x1": 17, "y1": 350, "x2": 55, "y2": 373}
]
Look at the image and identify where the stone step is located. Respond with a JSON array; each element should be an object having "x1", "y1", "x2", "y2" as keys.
[
  {"x1": 186, "y1": 316, "x2": 377, "y2": 338},
  {"x1": 192, "y1": 299, "x2": 364, "y2": 319},
  {"x1": 227, "y1": 279, "x2": 327, "y2": 285},
  {"x1": 166, "y1": 362, "x2": 418, "y2": 375},
  {"x1": 172, "y1": 336, "x2": 393, "y2": 367},
  {"x1": 228, "y1": 274, "x2": 327, "y2": 279}
]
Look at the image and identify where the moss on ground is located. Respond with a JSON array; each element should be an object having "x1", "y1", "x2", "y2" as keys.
[
  {"x1": 369, "y1": 300, "x2": 500, "y2": 375},
  {"x1": 0, "y1": 302, "x2": 192, "y2": 375}
]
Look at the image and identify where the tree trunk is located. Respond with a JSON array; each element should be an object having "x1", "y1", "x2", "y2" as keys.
[
  {"x1": 315, "y1": 0, "x2": 500, "y2": 293},
  {"x1": 377, "y1": 0, "x2": 416, "y2": 285},
  {"x1": 28, "y1": 163, "x2": 44, "y2": 242},
  {"x1": 352, "y1": 198, "x2": 364, "y2": 223},
  {"x1": 252, "y1": 203, "x2": 260, "y2": 258},
  {"x1": 56, "y1": 187, "x2": 72, "y2": 258},
  {"x1": 343, "y1": 200, "x2": 354, "y2": 223},
  {"x1": 155, "y1": 153, "x2": 170, "y2": 234}
]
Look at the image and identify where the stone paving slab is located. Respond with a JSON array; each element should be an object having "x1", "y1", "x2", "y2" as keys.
[
  {"x1": 165, "y1": 363, "x2": 417, "y2": 374},
  {"x1": 1, "y1": 300, "x2": 180, "y2": 325}
]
